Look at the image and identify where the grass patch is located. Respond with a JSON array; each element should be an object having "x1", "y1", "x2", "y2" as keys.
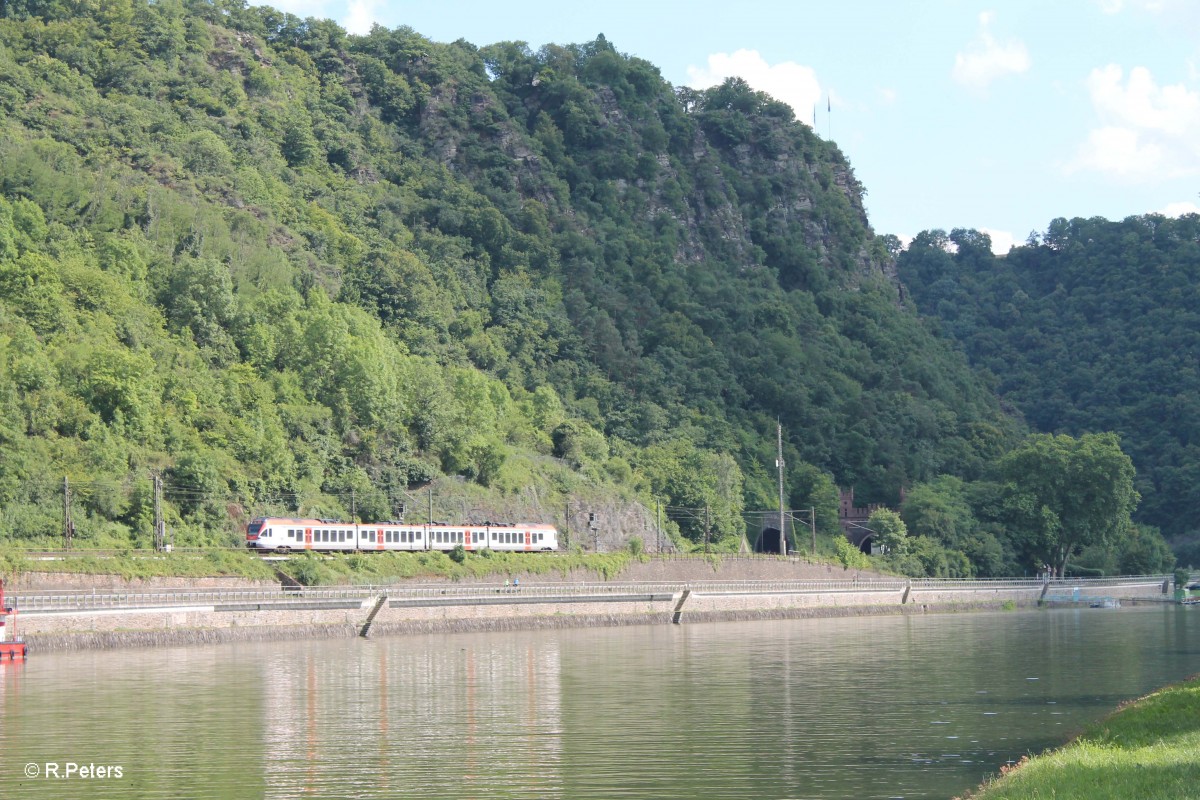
[
  {"x1": 965, "y1": 675, "x2": 1200, "y2": 800},
  {"x1": 274, "y1": 550, "x2": 636, "y2": 585},
  {"x1": 0, "y1": 544, "x2": 278, "y2": 582}
]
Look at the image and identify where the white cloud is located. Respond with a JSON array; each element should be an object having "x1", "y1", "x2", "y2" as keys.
[
  {"x1": 980, "y1": 228, "x2": 1017, "y2": 254},
  {"x1": 1097, "y1": 0, "x2": 1175, "y2": 13},
  {"x1": 687, "y1": 50, "x2": 822, "y2": 122},
  {"x1": 951, "y1": 12, "x2": 1031, "y2": 91},
  {"x1": 1071, "y1": 126, "x2": 1165, "y2": 177},
  {"x1": 877, "y1": 87, "x2": 898, "y2": 105},
  {"x1": 1161, "y1": 200, "x2": 1200, "y2": 216},
  {"x1": 259, "y1": 0, "x2": 336, "y2": 16},
  {"x1": 1068, "y1": 65, "x2": 1200, "y2": 179},
  {"x1": 343, "y1": 0, "x2": 383, "y2": 35},
  {"x1": 251, "y1": 1, "x2": 381, "y2": 32}
]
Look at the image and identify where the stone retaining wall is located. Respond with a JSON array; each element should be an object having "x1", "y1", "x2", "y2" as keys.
[{"x1": 13, "y1": 580, "x2": 1171, "y2": 652}]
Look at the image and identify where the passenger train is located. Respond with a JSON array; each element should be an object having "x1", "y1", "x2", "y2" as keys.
[{"x1": 246, "y1": 517, "x2": 559, "y2": 554}]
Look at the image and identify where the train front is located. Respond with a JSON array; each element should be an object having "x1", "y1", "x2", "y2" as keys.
[{"x1": 246, "y1": 518, "x2": 268, "y2": 550}]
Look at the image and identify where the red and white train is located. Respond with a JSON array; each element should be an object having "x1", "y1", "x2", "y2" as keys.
[{"x1": 246, "y1": 517, "x2": 559, "y2": 554}]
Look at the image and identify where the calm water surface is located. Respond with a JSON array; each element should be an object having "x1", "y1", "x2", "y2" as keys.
[{"x1": 1, "y1": 606, "x2": 1198, "y2": 799}]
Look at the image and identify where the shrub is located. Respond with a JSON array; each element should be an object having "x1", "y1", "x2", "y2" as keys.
[{"x1": 835, "y1": 537, "x2": 870, "y2": 570}]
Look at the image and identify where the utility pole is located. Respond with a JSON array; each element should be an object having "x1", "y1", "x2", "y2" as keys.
[
  {"x1": 704, "y1": 504, "x2": 711, "y2": 554},
  {"x1": 810, "y1": 506, "x2": 817, "y2": 555},
  {"x1": 564, "y1": 499, "x2": 571, "y2": 551},
  {"x1": 351, "y1": 486, "x2": 357, "y2": 522},
  {"x1": 427, "y1": 487, "x2": 433, "y2": 525},
  {"x1": 153, "y1": 472, "x2": 165, "y2": 551},
  {"x1": 62, "y1": 476, "x2": 75, "y2": 549},
  {"x1": 777, "y1": 421, "x2": 786, "y2": 556},
  {"x1": 656, "y1": 498, "x2": 662, "y2": 553}
]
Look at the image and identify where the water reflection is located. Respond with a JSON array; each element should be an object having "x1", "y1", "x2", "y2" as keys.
[
  {"x1": 260, "y1": 636, "x2": 564, "y2": 800},
  {"x1": 0, "y1": 607, "x2": 1196, "y2": 800}
]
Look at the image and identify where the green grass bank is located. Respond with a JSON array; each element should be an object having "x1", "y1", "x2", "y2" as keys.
[{"x1": 965, "y1": 675, "x2": 1200, "y2": 800}]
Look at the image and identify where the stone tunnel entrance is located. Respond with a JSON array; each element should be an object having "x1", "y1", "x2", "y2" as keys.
[{"x1": 755, "y1": 527, "x2": 788, "y2": 555}]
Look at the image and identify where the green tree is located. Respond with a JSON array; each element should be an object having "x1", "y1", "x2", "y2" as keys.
[
  {"x1": 868, "y1": 508, "x2": 908, "y2": 554},
  {"x1": 901, "y1": 475, "x2": 978, "y2": 549},
  {"x1": 995, "y1": 432, "x2": 1139, "y2": 576}
]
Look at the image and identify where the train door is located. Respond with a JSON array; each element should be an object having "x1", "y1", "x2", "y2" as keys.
[
  {"x1": 304, "y1": 527, "x2": 313, "y2": 549},
  {"x1": 377, "y1": 529, "x2": 386, "y2": 552},
  {"x1": 524, "y1": 529, "x2": 532, "y2": 552}
]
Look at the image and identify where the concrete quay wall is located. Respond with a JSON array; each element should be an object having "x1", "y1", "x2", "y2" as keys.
[{"x1": 13, "y1": 579, "x2": 1172, "y2": 652}]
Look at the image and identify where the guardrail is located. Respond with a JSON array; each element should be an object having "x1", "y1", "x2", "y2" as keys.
[{"x1": 8, "y1": 575, "x2": 1172, "y2": 612}]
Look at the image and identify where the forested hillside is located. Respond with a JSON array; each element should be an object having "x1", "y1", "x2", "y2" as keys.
[
  {"x1": 0, "y1": 1, "x2": 1017, "y2": 554},
  {"x1": 899, "y1": 220, "x2": 1200, "y2": 563}
]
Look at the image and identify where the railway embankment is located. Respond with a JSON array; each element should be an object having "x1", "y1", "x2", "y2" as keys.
[{"x1": 7, "y1": 574, "x2": 1173, "y2": 652}]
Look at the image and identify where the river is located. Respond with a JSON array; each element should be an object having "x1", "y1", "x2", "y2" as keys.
[{"x1": 1, "y1": 605, "x2": 1197, "y2": 799}]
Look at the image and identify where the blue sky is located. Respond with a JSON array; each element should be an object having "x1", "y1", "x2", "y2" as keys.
[{"x1": 262, "y1": 0, "x2": 1200, "y2": 253}]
